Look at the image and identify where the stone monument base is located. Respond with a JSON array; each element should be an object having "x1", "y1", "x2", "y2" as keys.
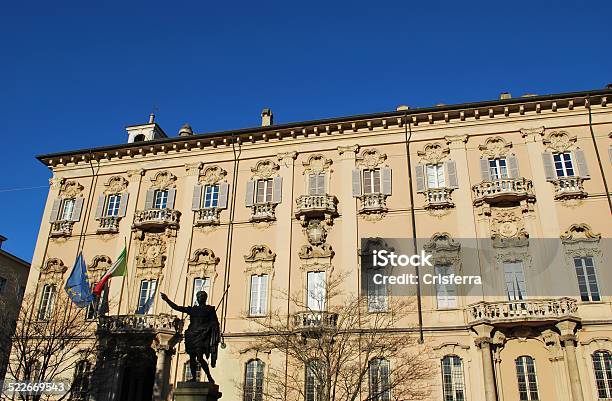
[{"x1": 174, "y1": 381, "x2": 222, "y2": 401}]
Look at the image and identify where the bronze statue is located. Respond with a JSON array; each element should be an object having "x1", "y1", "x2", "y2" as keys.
[{"x1": 161, "y1": 291, "x2": 220, "y2": 383}]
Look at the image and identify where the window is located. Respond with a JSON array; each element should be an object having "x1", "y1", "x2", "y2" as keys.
[
  {"x1": 363, "y1": 169, "x2": 381, "y2": 194},
  {"x1": 60, "y1": 198, "x2": 76, "y2": 220},
  {"x1": 70, "y1": 360, "x2": 91, "y2": 400},
  {"x1": 255, "y1": 179, "x2": 273, "y2": 204},
  {"x1": 515, "y1": 356, "x2": 540, "y2": 401},
  {"x1": 369, "y1": 358, "x2": 390, "y2": 401},
  {"x1": 504, "y1": 262, "x2": 526, "y2": 301},
  {"x1": 203, "y1": 185, "x2": 220, "y2": 208},
  {"x1": 367, "y1": 271, "x2": 388, "y2": 312},
  {"x1": 574, "y1": 256, "x2": 600, "y2": 302},
  {"x1": 153, "y1": 190, "x2": 169, "y2": 209},
  {"x1": 249, "y1": 275, "x2": 268, "y2": 316},
  {"x1": 105, "y1": 194, "x2": 122, "y2": 217},
  {"x1": 436, "y1": 265, "x2": 457, "y2": 309},
  {"x1": 592, "y1": 351, "x2": 612, "y2": 399},
  {"x1": 426, "y1": 164, "x2": 446, "y2": 189},
  {"x1": 193, "y1": 278, "x2": 211, "y2": 305},
  {"x1": 184, "y1": 360, "x2": 201, "y2": 381},
  {"x1": 553, "y1": 152, "x2": 575, "y2": 177},
  {"x1": 308, "y1": 173, "x2": 326, "y2": 195},
  {"x1": 307, "y1": 271, "x2": 326, "y2": 312},
  {"x1": 489, "y1": 158, "x2": 508, "y2": 180},
  {"x1": 243, "y1": 359, "x2": 265, "y2": 401},
  {"x1": 0, "y1": 276, "x2": 6, "y2": 295},
  {"x1": 305, "y1": 360, "x2": 324, "y2": 401},
  {"x1": 137, "y1": 280, "x2": 157, "y2": 314},
  {"x1": 441, "y1": 355, "x2": 466, "y2": 401},
  {"x1": 38, "y1": 284, "x2": 57, "y2": 320}
]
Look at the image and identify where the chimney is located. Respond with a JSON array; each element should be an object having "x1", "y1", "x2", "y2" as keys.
[
  {"x1": 261, "y1": 108, "x2": 273, "y2": 127},
  {"x1": 0, "y1": 235, "x2": 6, "y2": 249},
  {"x1": 500, "y1": 92, "x2": 512, "y2": 100},
  {"x1": 149, "y1": 113, "x2": 155, "y2": 123},
  {"x1": 178, "y1": 123, "x2": 193, "y2": 137}
]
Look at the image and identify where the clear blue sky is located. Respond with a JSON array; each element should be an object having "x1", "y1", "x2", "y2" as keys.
[{"x1": 1, "y1": 1, "x2": 610, "y2": 262}]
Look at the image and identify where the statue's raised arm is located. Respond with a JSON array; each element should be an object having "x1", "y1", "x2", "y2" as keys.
[{"x1": 160, "y1": 292, "x2": 190, "y2": 314}]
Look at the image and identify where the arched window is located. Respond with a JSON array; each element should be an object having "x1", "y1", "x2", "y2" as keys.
[
  {"x1": 441, "y1": 355, "x2": 466, "y2": 401},
  {"x1": 592, "y1": 351, "x2": 612, "y2": 399},
  {"x1": 70, "y1": 360, "x2": 91, "y2": 400},
  {"x1": 243, "y1": 359, "x2": 264, "y2": 401},
  {"x1": 38, "y1": 284, "x2": 57, "y2": 320},
  {"x1": 369, "y1": 358, "x2": 390, "y2": 401},
  {"x1": 305, "y1": 360, "x2": 324, "y2": 401},
  {"x1": 133, "y1": 134, "x2": 146, "y2": 142},
  {"x1": 515, "y1": 356, "x2": 539, "y2": 401},
  {"x1": 183, "y1": 360, "x2": 201, "y2": 381}
]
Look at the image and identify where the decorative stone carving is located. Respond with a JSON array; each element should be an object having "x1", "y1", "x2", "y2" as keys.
[
  {"x1": 251, "y1": 160, "x2": 279, "y2": 179},
  {"x1": 135, "y1": 232, "x2": 168, "y2": 278},
  {"x1": 417, "y1": 142, "x2": 450, "y2": 164},
  {"x1": 302, "y1": 154, "x2": 333, "y2": 175},
  {"x1": 49, "y1": 177, "x2": 65, "y2": 190},
  {"x1": 244, "y1": 245, "x2": 276, "y2": 275},
  {"x1": 185, "y1": 162, "x2": 203, "y2": 176},
  {"x1": 299, "y1": 243, "x2": 335, "y2": 260},
  {"x1": 519, "y1": 126, "x2": 545, "y2": 139},
  {"x1": 356, "y1": 149, "x2": 387, "y2": 169},
  {"x1": 424, "y1": 233, "x2": 462, "y2": 272},
  {"x1": 277, "y1": 151, "x2": 298, "y2": 166},
  {"x1": 337, "y1": 145, "x2": 359, "y2": 155},
  {"x1": 127, "y1": 169, "x2": 146, "y2": 182},
  {"x1": 478, "y1": 136, "x2": 512, "y2": 158},
  {"x1": 561, "y1": 223, "x2": 603, "y2": 269},
  {"x1": 150, "y1": 171, "x2": 177, "y2": 189},
  {"x1": 544, "y1": 130, "x2": 577, "y2": 152},
  {"x1": 361, "y1": 237, "x2": 394, "y2": 257},
  {"x1": 188, "y1": 248, "x2": 220, "y2": 278},
  {"x1": 104, "y1": 176, "x2": 128, "y2": 194},
  {"x1": 89, "y1": 255, "x2": 112, "y2": 282},
  {"x1": 40, "y1": 258, "x2": 67, "y2": 285},
  {"x1": 199, "y1": 166, "x2": 227, "y2": 185},
  {"x1": 560, "y1": 223, "x2": 601, "y2": 243},
  {"x1": 60, "y1": 180, "x2": 84, "y2": 198},
  {"x1": 490, "y1": 208, "x2": 529, "y2": 243}
]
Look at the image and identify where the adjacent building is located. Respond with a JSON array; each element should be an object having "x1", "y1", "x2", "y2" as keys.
[{"x1": 21, "y1": 87, "x2": 612, "y2": 401}]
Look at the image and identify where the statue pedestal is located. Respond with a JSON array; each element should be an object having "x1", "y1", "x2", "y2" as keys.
[{"x1": 174, "y1": 382, "x2": 222, "y2": 401}]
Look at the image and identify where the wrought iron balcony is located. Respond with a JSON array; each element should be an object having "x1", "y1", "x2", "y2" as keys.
[
  {"x1": 295, "y1": 194, "x2": 338, "y2": 222},
  {"x1": 249, "y1": 202, "x2": 277, "y2": 222},
  {"x1": 195, "y1": 208, "x2": 222, "y2": 226},
  {"x1": 293, "y1": 311, "x2": 338, "y2": 336},
  {"x1": 97, "y1": 216, "x2": 121, "y2": 233},
  {"x1": 133, "y1": 208, "x2": 180, "y2": 230},
  {"x1": 98, "y1": 314, "x2": 183, "y2": 335},
  {"x1": 358, "y1": 193, "x2": 388, "y2": 213},
  {"x1": 468, "y1": 298, "x2": 578, "y2": 326},
  {"x1": 50, "y1": 220, "x2": 74, "y2": 237},
  {"x1": 553, "y1": 176, "x2": 587, "y2": 200},
  {"x1": 472, "y1": 178, "x2": 535, "y2": 206},
  {"x1": 423, "y1": 188, "x2": 454, "y2": 209}
]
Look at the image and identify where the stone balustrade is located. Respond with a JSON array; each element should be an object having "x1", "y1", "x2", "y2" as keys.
[
  {"x1": 358, "y1": 193, "x2": 388, "y2": 213},
  {"x1": 98, "y1": 313, "x2": 183, "y2": 334},
  {"x1": 293, "y1": 311, "x2": 339, "y2": 336},
  {"x1": 133, "y1": 208, "x2": 181, "y2": 229},
  {"x1": 468, "y1": 298, "x2": 578, "y2": 325},
  {"x1": 424, "y1": 187, "x2": 454, "y2": 209},
  {"x1": 295, "y1": 194, "x2": 338, "y2": 221},
  {"x1": 553, "y1": 176, "x2": 587, "y2": 200},
  {"x1": 97, "y1": 216, "x2": 121, "y2": 233},
  {"x1": 250, "y1": 202, "x2": 277, "y2": 222},
  {"x1": 195, "y1": 208, "x2": 221, "y2": 226},
  {"x1": 50, "y1": 220, "x2": 75, "y2": 237},
  {"x1": 472, "y1": 177, "x2": 535, "y2": 205}
]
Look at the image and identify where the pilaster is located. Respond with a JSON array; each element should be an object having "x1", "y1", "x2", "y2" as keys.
[{"x1": 337, "y1": 145, "x2": 359, "y2": 295}]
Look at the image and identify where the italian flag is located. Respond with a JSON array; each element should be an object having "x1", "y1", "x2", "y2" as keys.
[{"x1": 93, "y1": 246, "x2": 127, "y2": 296}]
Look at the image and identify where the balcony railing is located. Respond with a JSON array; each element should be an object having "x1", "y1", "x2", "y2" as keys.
[
  {"x1": 358, "y1": 193, "x2": 388, "y2": 213},
  {"x1": 472, "y1": 178, "x2": 535, "y2": 205},
  {"x1": 553, "y1": 176, "x2": 587, "y2": 200},
  {"x1": 295, "y1": 194, "x2": 338, "y2": 220},
  {"x1": 97, "y1": 216, "x2": 121, "y2": 233},
  {"x1": 195, "y1": 208, "x2": 221, "y2": 226},
  {"x1": 293, "y1": 311, "x2": 338, "y2": 336},
  {"x1": 98, "y1": 314, "x2": 183, "y2": 335},
  {"x1": 250, "y1": 202, "x2": 277, "y2": 222},
  {"x1": 50, "y1": 220, "x2": 74, "y2": 237},
  {"x1": 133, "y1": 208, "x2": 180, "y2": 230},
  {"x1": 424, "y1": 188, "x2": 454, "y2": 209},
  {"x1": 468, "y1": 298, "x2": 578, "y2": 325}
]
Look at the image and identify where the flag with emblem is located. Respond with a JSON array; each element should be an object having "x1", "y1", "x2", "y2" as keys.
[{"x1": 64, "y1": 252, "x2": 94, "y2": 308}]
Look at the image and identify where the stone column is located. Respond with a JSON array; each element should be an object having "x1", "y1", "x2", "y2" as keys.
[
  {"x1": 153, "y1": 342, "x2": 175, "y2": 401},
  {"x1": 474, "y1": 324, "x2": 498, "y2": 401},
  {"x1": 557, "y1": 321, "x2": 584, "y2": 401}
]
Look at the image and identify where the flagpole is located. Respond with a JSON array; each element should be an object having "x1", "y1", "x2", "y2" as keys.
[{"x1": 117, "y1": 237, "x2": 128, "y2": 317}]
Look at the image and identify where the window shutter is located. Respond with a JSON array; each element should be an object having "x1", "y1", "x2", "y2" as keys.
[
  {"x1": 218, "y1": 182, "x2": 229, "y2": 209},
  {"x1": 118, "y1": 193, "x2": 129, "y2": 217},
  {"x1": 542, "y1": 152, "x2": 556, "y2": 181},
  {"x1": 245, "y1": 180, "x2": 255, "y2": 207},
  {"x1": 318, "y1": 174, "x2": 326, "y2": 194},
  {"x1": 95, "y1": 194, "x2": 106, "y2": 219},
  {"x1": 444, "y1": 160, "x2": 458, "y2": 188},
  {"x1": 191, "y1": 185, "x2": 202, "y2": 211},
  {"x1": 144, "y1": 190, "x2": 155, "y2": 209},
  {"x1": 71, "y1": 197, "x2": 84, "y2": 222},
  {"x1": 309, "y1": 174, "x2": 317, "y2": 195},
  {"x1": 415, "y1": 164, "x2": 425, "y2": 193},
  {"x1": 272, "y1": 176, "x2": 283, "y2": 204},
  {"x1": 480, "y1": 158, "x2": 491, "y2": 181},
  {"x1": 352, "y1": 169, "x2": 362, "y2": 197},
  {"x1": 573, "y1": 149, "x2": 590, "y2": 177},
  {"x1": 507, "y1": 155, "x2": 520, "y2": 178},
  {"x1": 381, "y1": 167, "x2": 392, "y2": 195},
  {"x1": 167, "y1": 188, "x2": 177, "y2": 209},
  {"x1": 49, "y1": 199, "x2": 62, "y2": 223}
]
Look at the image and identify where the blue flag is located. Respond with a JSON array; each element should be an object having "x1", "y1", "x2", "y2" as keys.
[{"x1": 65, "y1": 252, "x2": 94, "y2": 308}]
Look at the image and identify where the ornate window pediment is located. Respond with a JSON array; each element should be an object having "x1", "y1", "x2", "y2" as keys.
[
  {"x1": 40, "y1": 258, "x2": 67, "y2": 285},
  {"x1": 561, "y1": 223, "x2": 602, "y2": 262},
  {"x1": 543, "y1": 131, "x2": 577, "y2": 153},
  {"x1": 251, "y1": 160, "x2": 280, "y2": 179},
  {"x1": 417, "y1": 142, "x2": 450, "y2": 164},
  {"x1": 478, "y1": 136, "x2": 513, "y2": 158},
  {"x1": 60, "y1": 180, "x2": 84, "y2": 199},
  {"x1": 561, "y1": 223, "x2": 601, "y2": 244},
  {"x1": 89, "y1": 255, "x2": 112, "y2": 282},
  {"x1": 188, "y1": 248, "x2": 220, "y2": 278},
  {"x1": 199, "y1": 166, "x2": 227, "y2": 185},
  {"x1": 424, "y1": 233, "x2": 462, "y2": 269},
  {"x1": 150, "y1": 171, "x2": 177, "y2": 189},
  {"x1": 244, "y1": 245, "x2": 276, "y2": 275},
  {"x1": 302, "y1": 154, "x2": 333, "y2": 175},
  {"x1": 356, "y1": 149, "x2": 387, "y2": 169},
  {"x1": 103, "y1": 176, "x2": 128, "y2": 194}
]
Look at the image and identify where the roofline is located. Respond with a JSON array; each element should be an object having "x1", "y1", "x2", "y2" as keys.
[
  {"x1": 0, "y1": 249, "x2": 31, "y2": 269},
  {"x1": 36, "y1": 87, "x2": 612, "y2": 164}
]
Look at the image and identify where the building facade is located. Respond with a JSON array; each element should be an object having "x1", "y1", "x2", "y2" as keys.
[{"x1": 23, "y1": 88, "x2": 612, "y2": 401}]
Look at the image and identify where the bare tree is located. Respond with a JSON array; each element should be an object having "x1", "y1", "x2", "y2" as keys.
[
  {"x1": 244, "y1": 272, "x2": 434, "y2": 401},
  {"x1": 1, "y1": 290, "x2": 98, "y2": 401}
]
